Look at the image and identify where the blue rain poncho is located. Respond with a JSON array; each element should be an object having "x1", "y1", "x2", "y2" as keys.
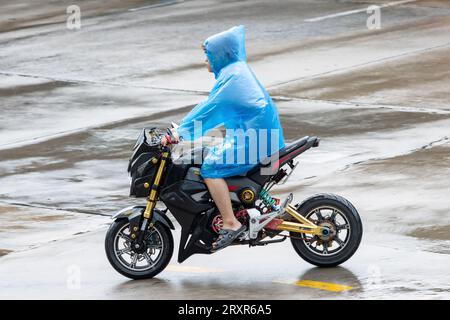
[{"x1": 177, "y1": 25, "x2": 285, "y2": 178}]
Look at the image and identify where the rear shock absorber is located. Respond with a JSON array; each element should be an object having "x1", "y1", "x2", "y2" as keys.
[{"x1": 258, "y1": 188, "x2": 280, "y2": 212}]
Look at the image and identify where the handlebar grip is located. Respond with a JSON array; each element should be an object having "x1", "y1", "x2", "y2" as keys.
[{"x1": 165, "y1": 127, "x2": 179, "y2": 145}]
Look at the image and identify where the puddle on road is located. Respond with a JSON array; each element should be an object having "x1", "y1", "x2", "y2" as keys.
[
  {"x1": 408, "y1": 225, "x2": 450, "y2": 241},
  {"x1": 0, "y1": 78, "x2": 202, "y2": 149},
  {"x1": 0, "y1": 158, "x2": 138, "y2": 214},
  {"x1": 0, "y1": 80, "x2": 69, "y2": 97},
  {"x1": 0, "y1": 249, "x2": 13, "y2": 257},
  {"x1": 272, "y1": 45, "x2": 450, "y2": 110},
  {"x1": 279, "y1": 106, "x2": 446, "y2": 140},
  {"x1": 0, "y1": 203, "x2": 109, "y2": 253}
]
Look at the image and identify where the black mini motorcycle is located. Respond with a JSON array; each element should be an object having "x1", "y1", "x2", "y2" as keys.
[{"x1": 105, "y1": 128, "x2": 363, "y2": 279}]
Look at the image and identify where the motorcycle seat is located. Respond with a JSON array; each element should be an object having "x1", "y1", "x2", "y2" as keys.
[
  {"x1": 245, "y1": 136, "x2": 319, "y2": 176},
  {"x1": 259, "y1": 136, "x2": 310, "y2": 167}
]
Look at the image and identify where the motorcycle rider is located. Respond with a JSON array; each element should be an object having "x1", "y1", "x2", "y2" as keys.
[{"x1": 161, "y1": 25, "x2": 285, "y2": 251}]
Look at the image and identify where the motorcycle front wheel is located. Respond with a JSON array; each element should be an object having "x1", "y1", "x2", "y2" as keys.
[
  {"x1": 105, "y1": 219, "x2": 173, "y2": 279},
  {"x1": 290, "y1": 193, "x2": 363, "y2": 267}
]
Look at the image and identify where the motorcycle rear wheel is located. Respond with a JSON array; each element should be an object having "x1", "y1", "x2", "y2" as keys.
[
  {"x1": 105, "y1": 219, "x2": 173, "y2": 279},
  {"x1": 290, "y1": 193, "x2": 362, "y2": 267}
]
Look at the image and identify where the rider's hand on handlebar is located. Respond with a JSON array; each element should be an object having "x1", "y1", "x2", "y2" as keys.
[
  {"x1": 161, "y1": 129, "x2": 180, "y2": 146},
  {"x1": 161, "y1": 135, "x2": 169, "y2": 146}
]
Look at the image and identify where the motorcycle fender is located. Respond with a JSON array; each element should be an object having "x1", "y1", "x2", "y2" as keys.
[{"x1": 112, "y1": 205, "x2": 175, "y2": 230}]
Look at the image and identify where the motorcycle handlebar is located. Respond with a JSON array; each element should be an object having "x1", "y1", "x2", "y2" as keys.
[{"x1": 160, "y1": 127, "x2": 180, "y2": 146}]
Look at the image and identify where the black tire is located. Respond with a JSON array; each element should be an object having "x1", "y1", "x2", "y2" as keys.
[
  {"x1": 290, "y1": 193, "x2": 363, "y2": 267},
  {"x1": 105, "y1": 219, "x2": 174, "y2": 279}
]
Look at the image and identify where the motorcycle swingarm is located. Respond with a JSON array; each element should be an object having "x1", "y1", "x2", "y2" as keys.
[
  {"x1": 271, "y1": 204, "x2": 327, "y2": 236},
  {"x1": 250, "y1": 193, "x2": 327, "y2": 238}
]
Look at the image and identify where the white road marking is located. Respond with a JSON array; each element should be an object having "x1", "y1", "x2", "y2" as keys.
[
  {"x1": 305, "y1": 0, "x2": 418, "y2": 22},
  {"x1": 129, "y1": 0, "x2": 184, "y2": 12}
]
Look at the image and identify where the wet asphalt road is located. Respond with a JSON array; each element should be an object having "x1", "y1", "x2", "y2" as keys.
[{"x1": 0, "y1": 0, "x2": 450, "y2": 299}]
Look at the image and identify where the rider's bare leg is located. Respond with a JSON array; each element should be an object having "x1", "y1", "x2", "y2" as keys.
[{"x1": 204, "y1": 178, "x2": 242, "y2": 231}]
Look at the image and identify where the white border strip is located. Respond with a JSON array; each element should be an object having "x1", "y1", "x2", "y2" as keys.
[{"x1": 305, "y1": 0, "x2": 418, "y2": 22}]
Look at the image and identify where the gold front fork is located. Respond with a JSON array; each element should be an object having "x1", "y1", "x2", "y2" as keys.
[
  {"x1": 143, "y1": 150, "x2": 169, "y2": 220},
  {"x1": 275, "y1": 204, "x2": 325, "y2": 236}
]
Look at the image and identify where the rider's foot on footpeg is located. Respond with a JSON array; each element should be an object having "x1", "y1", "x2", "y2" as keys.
[{"x1": 211, "y1": 224, "x2": 247, "y2": 252}]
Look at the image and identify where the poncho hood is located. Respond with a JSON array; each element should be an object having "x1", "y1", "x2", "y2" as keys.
[{"x1": 203, "y1": 25, "x2": 247, "y2": 78}]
